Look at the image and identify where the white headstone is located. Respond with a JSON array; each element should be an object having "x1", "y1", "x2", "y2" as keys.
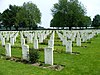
[
  {"x1": 50, "y1": 31, "x2": 55, "y2": 40},
  {"x1": 2, "y1": 37, "x2": 5, "y2": 46},
  {"x1": 66, "y1": 41, "x2": 72, "y2": 53},
  {"x1": 48, "y1": 40, "x2": 54, "y2": 48},
  {"x1": 5, "y1": 43, "x2": 11, "y2": 57},
  {"x1": 76, "y1": 37, "x2": 81, "y2": 46},
  {"x1": 44, "y1": 47, "x2": 53, "y2": 65},
  {"x1": 62, "y1": 37, "x2": 67, "y2": 46},
  {"x1": 34, "y1": 32, "x2": 37, "y2": 39},
  {"x1": 21, "y1": 38, "x2": 25, "y2": 46},
  {"x1": 20, "y1": 32, "x2": 23, "y2": 39},
  {"x1": 34, "y1": 39, "x2": 38, "y2": 49},
  {"x1": 22, "y1": 45, "x2": 29, "y2": 61},
  {"x1": 29, "y1": 34, "x2": 33, "y2": 43},
  {"x1": 14, "y1": 36, "x2": 17, "y2": 42},
  {"x1": 39, "y1": 34, "x2": 43, "y2": 43},
  {"x1": 6, "y1": 34, "x2": 9, "y2": 41},
  {"x1": 10, "y1": 37, "x2": 14, "y2": 46}
]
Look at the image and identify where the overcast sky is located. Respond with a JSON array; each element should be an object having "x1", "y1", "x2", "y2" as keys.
[{"x1": 0, "y1": 0, "x2": 100, "y2": 28}]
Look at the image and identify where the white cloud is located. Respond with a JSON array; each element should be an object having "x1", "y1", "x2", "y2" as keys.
[{"x1": 79, "y1": 0, "x2": 100, "y2": 20}]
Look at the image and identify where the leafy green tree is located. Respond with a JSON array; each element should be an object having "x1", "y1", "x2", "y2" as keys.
[
  {"x1": 2, "y1": 5, "x2": 21, "y2": 30},
  {"x1": 51, "y1": 0, "x2": 68, "y2": 29},
  {"x1": 15, "y1": 7, "x2": 28, "y2": 28},
  {"x1": 83, "y1": 16, "x2": 91, "y2": 28},
  {"x1": 51, "y1": 0, "x2": 86, "y2": 30},
  {"x1": 16, "y1": 1, "x2": 41, "y2": 29},
  {"x1": 78, "y1": 16, "x2": 91, "y2": 29},
  {"x1": 92, "y1": 14, "x2": 100, "y2": 28},
  {"x1": 2, "y1": 9, "x2": 11, "y2": 30},
  {"x1": 9, "y1": 5, "x2": 21, "y2": 30},
  {"x1": 50, "y1": 12, "x2": 65, "y2": 28}
]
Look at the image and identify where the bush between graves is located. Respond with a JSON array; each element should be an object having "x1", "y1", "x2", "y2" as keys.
[{"x1": 29, "y1": 48, "x2": 39, "y2": 63}]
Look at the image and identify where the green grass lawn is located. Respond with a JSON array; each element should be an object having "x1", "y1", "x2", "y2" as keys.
[{"x1": 0, "y1": 32, "x2": 100, "y2": 75}]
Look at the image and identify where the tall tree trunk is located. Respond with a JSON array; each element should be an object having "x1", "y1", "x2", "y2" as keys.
[
  {"x1": 86, "y1": 26, "x2": 87, "y2": 29},
  {"x1": 80, "y1": 27, "x2": 82, "y2": 29},
  {"x1": 6, "y1": 27, "x2": 7, "y2": 30},
  {"x1": 9, "y1": 27, "x2": 11, "y2": 30},
  {"x1": 75, "y1": 27, "x2": 77, "y2": 29},
  {"x1": 69, "y1": 26, "x2": 72, "y2": 30},
  {"x1": 15, "y1": 27, "x2": 18, "y2": 31}
]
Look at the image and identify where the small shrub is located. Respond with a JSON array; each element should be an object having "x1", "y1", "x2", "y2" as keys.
[
  {"x1": 29, "y1": 48, "x2": 39, "y2": 63},
  {"x1": 38, "y1": 48, "x2": 44, "y2": 51}
]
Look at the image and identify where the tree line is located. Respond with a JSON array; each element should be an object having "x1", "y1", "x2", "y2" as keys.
[
  {"x1": 50, "y1": 0, "x2": 100, "y2": 29},
  {"x1": 0, "y1": 1, "x2": 41, "y2": 30},
  {"x1": 0, "y1": 0, "x2": 100, "y2": 30}
]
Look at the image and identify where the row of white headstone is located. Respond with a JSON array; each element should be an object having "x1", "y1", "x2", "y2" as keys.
[
  {"x1": 0, "y1": 32, "x2": 18, "y2": 46},
  {"x1": 45, "y1": 31, "x2": 55, "y2": 65},
  {"x1": 4, "y1": 30, "x2": 52, "y2": 61},
  {"x1": 56, "y1": 30, "x2": 100, "y2": 54},
  {"x1": 1, "y1": 30, "x2": 100, "y2": 65}
]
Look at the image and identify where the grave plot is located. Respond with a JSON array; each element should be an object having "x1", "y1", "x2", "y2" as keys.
[{"x1": 0, "y1": 30, "x2": 100, "y2": 75}]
